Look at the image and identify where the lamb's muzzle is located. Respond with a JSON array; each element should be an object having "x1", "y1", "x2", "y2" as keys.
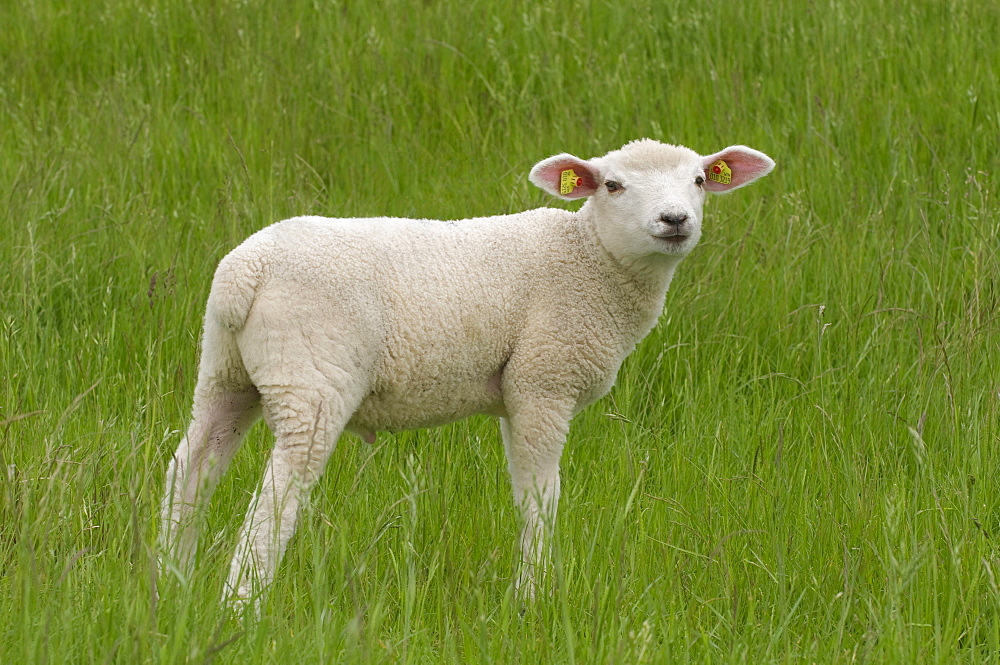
[{"x1": 658, "y1": 212, "x2": 689, "y2": 226}]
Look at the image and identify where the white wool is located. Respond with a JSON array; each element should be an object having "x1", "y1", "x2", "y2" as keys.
[{"x1": 159, "y1": 139, "x2": 775, "y2": 610}]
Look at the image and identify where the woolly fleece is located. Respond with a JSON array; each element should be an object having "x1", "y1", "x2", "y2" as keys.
[{"x1": 159, "y1": 139, "x2": 776, "y2": 608}]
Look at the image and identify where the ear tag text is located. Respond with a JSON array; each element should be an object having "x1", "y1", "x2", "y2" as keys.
[
  {"x1": 560, "y1": 169, "x2": 583, "y2": 195},
  {"x1": 708, "y1": 159, "x2": 732, "y2": 185}
]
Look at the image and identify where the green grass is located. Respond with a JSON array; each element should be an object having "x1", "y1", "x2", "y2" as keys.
[{"x1": 1, "y1": 0, "x2": 998, "y2": 662}]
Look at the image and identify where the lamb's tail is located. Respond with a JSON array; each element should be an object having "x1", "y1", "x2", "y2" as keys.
[
  {"x1": 194, "y1": 246, "x2": 266, "y2": 393},
  {"x1": 207, "y1": 247, "x2": 265, "y2": 333}
]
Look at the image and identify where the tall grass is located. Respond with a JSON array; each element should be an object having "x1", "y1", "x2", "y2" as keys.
[{"x1": 1, "y1": 0, "x2": 998, "y2": 662}]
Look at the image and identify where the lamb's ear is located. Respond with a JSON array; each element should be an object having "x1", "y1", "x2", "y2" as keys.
[
  {"x1": 701, "y1": 146, "x2": 775, "y2": 193},
  {"x1": 529, "y1": 153, "x2": 602, "y2": 200}
]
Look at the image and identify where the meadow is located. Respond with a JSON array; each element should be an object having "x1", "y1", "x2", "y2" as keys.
[{"x1": 1, "y1": 0, "x2": 998, "y2": 662}]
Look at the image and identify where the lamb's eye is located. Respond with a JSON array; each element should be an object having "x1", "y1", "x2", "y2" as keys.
[
  {"x1": 695, "y1": 175, "x2": 705, "y2": 186},
  {"x1": 605, "y1": 180, "x2": 622, "y2": 193}
]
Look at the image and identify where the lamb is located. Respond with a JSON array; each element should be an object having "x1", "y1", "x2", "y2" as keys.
[{"x1": 158, "y1": 138, "x2": 775, "y2": 609}]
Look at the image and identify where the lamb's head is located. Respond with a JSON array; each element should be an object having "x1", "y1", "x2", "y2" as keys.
[{"x1": 529, "y1": 139, "x2": 775, "y2": 265}]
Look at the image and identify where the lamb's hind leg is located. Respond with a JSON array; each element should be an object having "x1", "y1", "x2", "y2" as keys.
[
  {"x1": 159, "y1": 316, "x2": 261, "y2": 578},
  {"x1": 159, "y1": 386, "x2": 261, "y2": 578},
  {"x1": 224, "y1": 378, "x2": 365, "y2": 607}
]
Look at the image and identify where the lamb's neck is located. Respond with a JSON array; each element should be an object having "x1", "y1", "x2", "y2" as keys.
[{"x1": 575, "y1": 205, "x2": 681, "y2": 310}]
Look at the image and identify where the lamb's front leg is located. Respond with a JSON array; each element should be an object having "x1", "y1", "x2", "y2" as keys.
[{"x1": 500, "y1": 399, "x2": 573, "y2": 598}]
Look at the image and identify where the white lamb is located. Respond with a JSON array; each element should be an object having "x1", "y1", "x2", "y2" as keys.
[{"x1": 159, "y1": 138, "x2": 775, "y2": 608}]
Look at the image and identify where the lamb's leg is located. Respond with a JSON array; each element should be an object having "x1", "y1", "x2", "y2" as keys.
[
  {"x1": 500, "y1": 400, "x2": 572, "y2": 598},
  {"x1": 160, "y1": 387, "x2": 261, "y2": 577},
  {"x1": 224, "y1": 384, "x2": 361, "y2": 609},
  {"x1": 159, "y1": 315, "x2": 260, "y2": 578}
]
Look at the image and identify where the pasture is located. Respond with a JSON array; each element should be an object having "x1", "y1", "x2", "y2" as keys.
[{"x1": 1, "y1": 0, "x2": 997, "y2": 662}]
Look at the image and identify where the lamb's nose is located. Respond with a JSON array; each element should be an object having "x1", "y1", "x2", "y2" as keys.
[{"x1": 659, "y1": 212, "x2": 688, "y2": 226}]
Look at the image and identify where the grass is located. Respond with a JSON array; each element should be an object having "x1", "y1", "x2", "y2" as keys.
[{"x1": 1, "y1": 0, "x2": 998, "y2": 662}]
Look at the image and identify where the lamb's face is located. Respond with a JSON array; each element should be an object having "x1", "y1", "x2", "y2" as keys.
[
  {"x1": 529, "y1": 138, "x2": 775, "y2": 267},
  {"x1": 588, "y1": 141, "x2": 707, "y2": 260}
]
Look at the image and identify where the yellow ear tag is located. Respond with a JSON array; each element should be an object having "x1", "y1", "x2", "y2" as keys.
[
  {"x1": 708, "y1": 159, "x2": 732, "y2": 185},
  {"x1": 560, "y1": 169, "x2": 584, "y2": 195}
]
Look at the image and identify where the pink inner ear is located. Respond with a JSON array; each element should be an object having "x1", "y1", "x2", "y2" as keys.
[
  {"x1": 536, "y1": 158, "x2": 599, "y2": 199},
  {"x1": 702, "y1": 146, "x2": 775, "y2": 192}
]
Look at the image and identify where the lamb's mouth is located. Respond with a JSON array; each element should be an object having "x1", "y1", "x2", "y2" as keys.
[{"x1": 654, "y1": 233, "x2": 689, "y2": 243}]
